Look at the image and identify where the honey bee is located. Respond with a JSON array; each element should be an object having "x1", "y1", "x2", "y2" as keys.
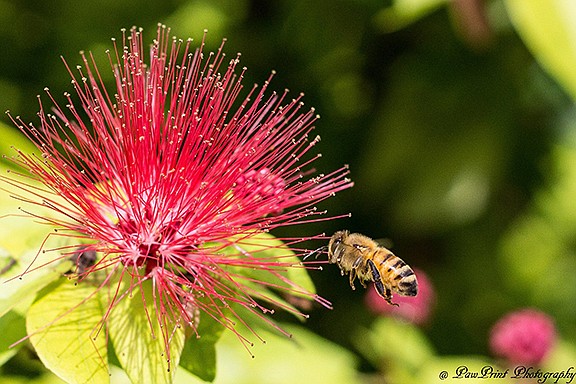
[{"x1": 309, "y1": 230, "x2": 418, "y2": 306}]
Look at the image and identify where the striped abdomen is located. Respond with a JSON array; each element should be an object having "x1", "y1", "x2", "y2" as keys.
[{"x1": 371, "y1": 248, "x2": 418, "y2": 297}]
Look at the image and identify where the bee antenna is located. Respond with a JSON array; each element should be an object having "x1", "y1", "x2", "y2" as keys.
[{"x1": 303, "y1": 245, "x2": 327, "y2": 261}]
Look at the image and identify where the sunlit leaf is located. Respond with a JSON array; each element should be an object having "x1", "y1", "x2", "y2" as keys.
[
  {"x1": 505, "y1": 0, "x2": 576, "y2": 100},
  {"x1": 0, "y1": 122, "x2": 79, "y2": 259},
  {"x1": 209, "y1": 323, "x2": 360, "y2": 384},
  {"x1": 0, "y1": 249, "x2": 71, "y2": 317},
  {"x1": 26, "y1": 279, "x2": 109, "y2": 384},
  {"x1": 0, "y1": 184, "x2": 64, "y2": 259},
  {"x1": 0, "y1": 121, "x2": 39, "y2": 169},
  {"x1": 108, "y1": 279, "x2": 186, "y2": 384},
  {"x1": 221, "y1": 232, "x2": 316, "y2": 296},
  {"x1": 0, "y1": 372, "x2": 67, "y2": 384},
  {"x1": 204, "y1": 232, "x2": 318, "y2": 323},
  {"x1": 0, "y1": 122, "x2": 59, "y2": 258},
  {"x1": 106, "y1": 365, "x2": 132, "y2": 384}
]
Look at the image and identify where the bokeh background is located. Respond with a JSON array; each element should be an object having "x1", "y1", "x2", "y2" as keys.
[{"x1": 2, "y1": 0, "x2": 576, "y2": 383}]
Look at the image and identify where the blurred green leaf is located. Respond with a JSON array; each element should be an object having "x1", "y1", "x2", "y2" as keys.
[
  {"x1": 500, "y1": 144, "x2": 576, "y2": 316},
  {"x1": 0, "y1": 310, "x2": 26, "y2": 366},
  {"x1": 542, "y1": 339, "x2": 576, "y2": 372},
  {"x1": 354, "y1": 317, "x2": 434, "y2": 378},
  {"x1": 166, "y1": 0, "x2": 248, "y2": 44},
  {"x1": 26, "y1": 279, "x2": 108, "y2": 384},
  {"x1": 505, "y1": 0, "x2": 576, "y2": 100},
  {"x1": 108, "y1": 278, "x2": 185, "y2": 384},
  {"x1": 374, "y1": 0, "x2": 447, "y2": 32},
  {"x1": 543, "y1": 339, "x2": 576, "y2": 371}
]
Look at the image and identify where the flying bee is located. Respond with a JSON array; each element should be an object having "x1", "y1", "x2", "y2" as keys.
[{"x1": 307, "y1": 230, "x2": 418, "y2": 306}]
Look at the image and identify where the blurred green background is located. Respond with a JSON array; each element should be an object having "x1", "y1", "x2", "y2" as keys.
[{"x1": 3, "y1": 0, "x2": 576, "y2": 383}]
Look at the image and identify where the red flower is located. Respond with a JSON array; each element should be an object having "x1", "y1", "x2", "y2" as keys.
[
  {"x1": 365, "y1": 268, "x2": 435, "y2": 325},
  {"x1": 489, "y1": 308, "x2": 556, "y2": 365},
  {"x1": 3, "y1": 25, "x2": 352, "y2": 354}
]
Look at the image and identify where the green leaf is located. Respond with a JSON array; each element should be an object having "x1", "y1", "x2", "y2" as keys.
[
  {"x1": 207, "y1": 232, "x2": 318, "y2": 322},
  {"x1": 0, "y1": 372, "x2": 69, "y2": 384},
  {"x1": 108, "y1": 279, "x2": 186, "y2": 384},
  {"x1": 543, "y1": 339, "x2": 576, "y2": 371},
  {"x1": 500, "y1": 145, "x2": 576, "y2": 306},
  {"x1": 26, "y1": 279, "x2": 109, "y2": 384},
  {"x1": 0, "y1": 121, "x2": 40, "y2": 170},
  {"x1": 354, "y1": 317, "x2": 435, "y2": 372},
  {"x1": 0, "y1": 310, "x2": 27, "y2": 366},
  {"x1": 179, "y1": 310, "x2": 225, "y2": 382},
  {"x1": 0, "y1": 249, "x2": 72, "y2": 317},
  {"x1": 0, "y1": 123, "x2": 53, "y2": 258},
  {"x1": 208, "y1": 323, "x2": 360, "y2": 384},
  {"x1": 0, "y1": 191, "x2": 75, "y2": 262},
  {"x1": 0, "y1": 121, "x2": 77, "y2": 259},
  {"x1": 219, "y1": 232, "x2": 316, "y2": 297},
  {"x1": 505, "y1": 0, "x2": 576, "y2": 100}
]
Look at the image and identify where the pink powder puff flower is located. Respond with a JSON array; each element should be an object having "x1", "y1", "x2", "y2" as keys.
[
  {"x1": 489, "y1": 308, "x2": 556, "y2": 365},
  {"x1": 2, "y1": 24, "x2": 353, "y2": 362},
  {"x1": 365, "y1": 268, "x2": 434, "y2": 325}
]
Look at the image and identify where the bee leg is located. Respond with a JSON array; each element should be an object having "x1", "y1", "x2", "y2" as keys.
[
  {"x1": 384, "y1": 288, "x2": 398, "y2": 307},
  {"x1": 368, "y1": 259, "x2": 398, "y2": 307},
  {"x1": 348, "y1": 268, "x2": 357, "y2": 290},
  {"x1": 355, "y1": 260, "x2": 368, "y2": 289},
  {"x1": 303, "y1": 245, "x2": 328, "y2": 261}
]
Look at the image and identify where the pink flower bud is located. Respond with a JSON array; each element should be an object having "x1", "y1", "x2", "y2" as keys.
[{"x1": 489, "y1": 308, "x2": 556, "y2": 365}]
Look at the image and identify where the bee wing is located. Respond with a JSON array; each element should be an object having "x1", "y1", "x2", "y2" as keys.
[{"x1": 374, "y1": 238, "x2": 393, "y2": 249}]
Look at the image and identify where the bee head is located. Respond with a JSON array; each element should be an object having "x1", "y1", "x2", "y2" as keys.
[{"x1": 328, "y1": 230, "x2": 349, "y2": 263}]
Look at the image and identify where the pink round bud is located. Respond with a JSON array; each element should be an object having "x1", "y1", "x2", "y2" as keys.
[{"x1": 489, "y1": 308, "x2": 556, "y2": 365}]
